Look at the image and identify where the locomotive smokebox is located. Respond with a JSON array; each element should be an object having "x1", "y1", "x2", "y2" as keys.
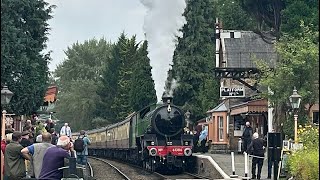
[{"x1": 162, "y1": 94, "x2": 173, "y2": 104}]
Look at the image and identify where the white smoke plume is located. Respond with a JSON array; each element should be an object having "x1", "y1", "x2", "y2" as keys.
[
  {"x1": 140, "y1": 0, "x2": 187, "y2": 102},
  {"x1": 168, "y1": 78, "x2": 179, "y2": 97}
]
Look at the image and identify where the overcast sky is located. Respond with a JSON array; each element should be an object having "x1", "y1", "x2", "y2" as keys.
[{"x1": 46, "y1": 0, "x2": 146, "y2": 71}]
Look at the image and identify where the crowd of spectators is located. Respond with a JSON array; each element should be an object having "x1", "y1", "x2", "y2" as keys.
[{"x1": 1, "y1": 115, "x2": 76, "y2": 180}]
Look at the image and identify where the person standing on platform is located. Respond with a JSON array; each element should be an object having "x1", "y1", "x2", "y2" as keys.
[
  {"x1": 242, "y1": 121, "x2": 253, "y2": 153},
  {"x1": 21, "y1": 132, "x2": 53, "y2": 179},
  {"x1": 4, "y1": 131, "x2": 27, "y2": 180},
  {"x1": 75, "y1": 130, "x2": 91, "y2": 165},
  {"x1": 198, "y1": 125, "x2": 208, "y2": 153},
  {"x1": 247, "y1": 132, "x2": 265, "y2": 180},
  {"x1": 60, "y1": 123, "x2": 72, "y2": 138}
]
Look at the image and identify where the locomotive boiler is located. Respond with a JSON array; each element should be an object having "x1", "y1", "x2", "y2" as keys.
[{"x1": 72, "y1": 95, "x2": 195, "y2": 172}]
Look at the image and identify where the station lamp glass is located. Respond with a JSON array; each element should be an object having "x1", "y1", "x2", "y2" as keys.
[
  {"x1": 289, "y1": 87, "x2": 302, "y2": 111},
  {"x1": 1, "y1": 86, "x2": 14, "y2": 105}
]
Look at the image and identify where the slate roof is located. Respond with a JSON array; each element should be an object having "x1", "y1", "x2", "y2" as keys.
[
  {"x1": 223, "y1": 31, "x2": 277, "y2": 68},
  {"x1": 207, "y1": 102, "x2": 228, "y2": 113}
]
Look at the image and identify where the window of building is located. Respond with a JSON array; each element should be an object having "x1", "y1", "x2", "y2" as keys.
[
  {"x1": 313, "y1": 111, "x2": 319, "y2": 125},
  {"x1": 218, "y1": 116, "x2": 224, "y2": 141},
  {"x1": 234, "y1": 115, "x2": 245, "y2": 130}
]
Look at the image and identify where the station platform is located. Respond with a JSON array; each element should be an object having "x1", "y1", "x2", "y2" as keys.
[{"x1": 194, "y1": 152, "x2": 273, "y2": 180}]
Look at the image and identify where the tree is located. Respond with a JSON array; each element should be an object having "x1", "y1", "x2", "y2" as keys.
[
  {"x1": 129, "y1": 41, "x2": 157, "y2": 111},
  {"x1": 216, "y1": 0, "x2": 257, "y2": 30},
  {"x1": 54, "y1": 38, "x2": 113, "y2": 131},
  {"x1": 281, "y1": 0, "x2": 319, "y2": 37},
  {"x1": 256, "y1": 23, "x2": 319, "y2": 134},
  {"x1": 111, "y1": 35, "x2": 138, "y2": 120},
  {"x1": 170, "y1": 0, "x2": 220, "y2": 120},
  {"x1": 1, "y1": 0, "x2": 55, "y2": 115},
  {"x1": 239, "y1": 0, "x2": 285, "y2": 38}
]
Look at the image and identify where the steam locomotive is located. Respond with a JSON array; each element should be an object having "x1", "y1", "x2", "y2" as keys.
[{"x1": 72, "y1": 95, "x2": 195, "y2": 172}]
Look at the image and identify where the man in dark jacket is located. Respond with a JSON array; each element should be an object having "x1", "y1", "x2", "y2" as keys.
[
  {"x1": 4, "y1": 131, "x2": 27, "y2": 180},
  {"x1": 242, "y1": 121, "x2": 253, "y2": 153},
  {"x1": 247, "y1": 132, "x2": 265, "y2": 180}
]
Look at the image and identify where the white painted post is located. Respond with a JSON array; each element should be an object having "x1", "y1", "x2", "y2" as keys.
[
  {"x1": 268, "y1": 87, "x2": 274, "y2": 132},
  {"x1": 244, "y1": 152, "x2": 248, "y2": 179},
  {"x1": 230, "y1": 152, "x2": 238, "y2": 178},
  {"x1": 215, "y1": 18, "x2": 220, "y2": 68}
]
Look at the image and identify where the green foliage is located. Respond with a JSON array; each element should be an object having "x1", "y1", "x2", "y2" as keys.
[
  {"x1": 216, "y1": 0, "x2": 257, "y2": 30},
  {"x1": 1, "y1": 0, "x2": 55, "y2": 115},
  {"x1": 129, "y1": 41, "x2": 157, "y2": 111},
  {"x1": 281, "y1": 0, "x2": 319, "y2": 37},
  {"x1": 256, "y1": 23, "x2": 319, "y2": 126},
  {"x1": 170, "y1": 0, "x2": 220, "y2": 120},
  {"x1": 111, "y1": 34, "x2": 137, "y2": 120},
  {"x1": 54, "y1": 38, "x2": 113, "y2": 131},
  {"x1": 287, "y1": 125, "x2": 319, "y2": 179},
  {"x1": 239, "y1": 0, "x2": 285, "y2": 37},
  {"x1": 98, "y1": 33, "x2": 156, "y2": 122},
  {"x1": 91, "y1": 117, "x2": 111, "y2": 129}
]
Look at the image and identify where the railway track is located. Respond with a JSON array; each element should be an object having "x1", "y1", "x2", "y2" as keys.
[
  {"x1": 88, "y1": 156, "x2": 209, "y2": 180},
  {"x1": 89, "y1": 156, "x2": 131, "y2": 180}
]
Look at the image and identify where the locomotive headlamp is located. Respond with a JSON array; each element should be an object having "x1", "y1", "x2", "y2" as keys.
[
  {"x1": 149, "y1": 148, "x2": 157, "y2": 156},
  {"x1": 184, "y1": 141, "x2": 189, "y2": 145},
  {"x1": 151, "y1": 141, "x2": 155, "y2": 145},
  {"x1": 167, "y1": 104, "x2": 172, "y2": 112},
  {"x1": 184, "y1": 148, "x2": 192, "y2": 156}
]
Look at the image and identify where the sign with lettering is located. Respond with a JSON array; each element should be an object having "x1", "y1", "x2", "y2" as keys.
[{"x1": 220, "y1": 86, "x2": 245, "y2": 97}]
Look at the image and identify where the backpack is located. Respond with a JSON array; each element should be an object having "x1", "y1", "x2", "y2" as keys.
[{"x1": 74, "y1": 136, "x2": 85, "y2": 152}]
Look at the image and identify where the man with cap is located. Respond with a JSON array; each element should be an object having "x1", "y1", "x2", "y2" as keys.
[
  {"x1": 242, "y1": 121, "x2": 253, "y2": 153},
  {"x1": 4, "y1": 131, "x2": 27, "y2": 180}
]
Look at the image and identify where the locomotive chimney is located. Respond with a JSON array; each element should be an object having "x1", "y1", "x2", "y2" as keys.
[{"x1": 162, "y1": 94, "x2": 173, "y2": 104}]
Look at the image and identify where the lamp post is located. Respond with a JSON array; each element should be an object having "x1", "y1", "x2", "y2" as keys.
[
  {"x1": 1, "y1": 85, "x2": 14, "y2": 180},
  {"x1": 289, "y1": 87, "x2": 302, "y2": 144},
  {"x1": 1, "y1": 85, "x2": 14, "y2": 134}
]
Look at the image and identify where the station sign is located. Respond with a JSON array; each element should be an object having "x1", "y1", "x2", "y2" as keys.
[{"x1": 220, "y1": 86, "x2": 245, "y2": 97}]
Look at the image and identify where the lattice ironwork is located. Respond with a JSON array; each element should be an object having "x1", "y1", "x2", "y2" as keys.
[{"x1": 213, "y1": 68, "x2": 260, "y2": 79}]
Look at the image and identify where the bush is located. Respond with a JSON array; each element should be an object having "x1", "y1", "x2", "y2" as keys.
[
  {"x1": 286, "y1": 125, "x2": 319, "y2": 179},
  {"x1": 287, "y1": 148, "x2": 319, "y2": 180}
]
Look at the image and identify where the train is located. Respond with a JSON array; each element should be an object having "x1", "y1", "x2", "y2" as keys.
[{"x1": 72, "y1": 95, "x2": 196, "y2": 172}]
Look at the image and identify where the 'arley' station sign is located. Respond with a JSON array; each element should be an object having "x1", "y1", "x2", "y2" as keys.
[{"x1": 220, "y1": 86, "x2": 245, "y2": 97}]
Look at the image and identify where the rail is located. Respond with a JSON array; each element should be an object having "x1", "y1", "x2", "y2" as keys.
[{"x1": 89, "y1": 156, "x2": 131, "y2": 180}]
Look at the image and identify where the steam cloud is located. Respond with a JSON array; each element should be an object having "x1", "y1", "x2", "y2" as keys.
[{"x1": 140, "y1": 0, "x2": 186, "y2": 102}]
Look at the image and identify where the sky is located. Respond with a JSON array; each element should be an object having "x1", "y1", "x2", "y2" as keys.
[
  {"x1": 45, "y1": 0, "x2": 186, "y2": 102},
  {"x1": 46, "y1": 0, "x2": 146, "y2": 71}
]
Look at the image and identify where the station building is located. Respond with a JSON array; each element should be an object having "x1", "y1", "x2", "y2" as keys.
[{"x1": 203, "y1": 24, "x2": 319, "y2": 152}]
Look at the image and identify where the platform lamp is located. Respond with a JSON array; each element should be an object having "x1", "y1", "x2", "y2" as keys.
[
  {"x1": 289, "y1": 87, "x2": 302, "y2": 144},
  {"x1": 1, "y1": 85, "x2": 14, "y2": 180}
]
